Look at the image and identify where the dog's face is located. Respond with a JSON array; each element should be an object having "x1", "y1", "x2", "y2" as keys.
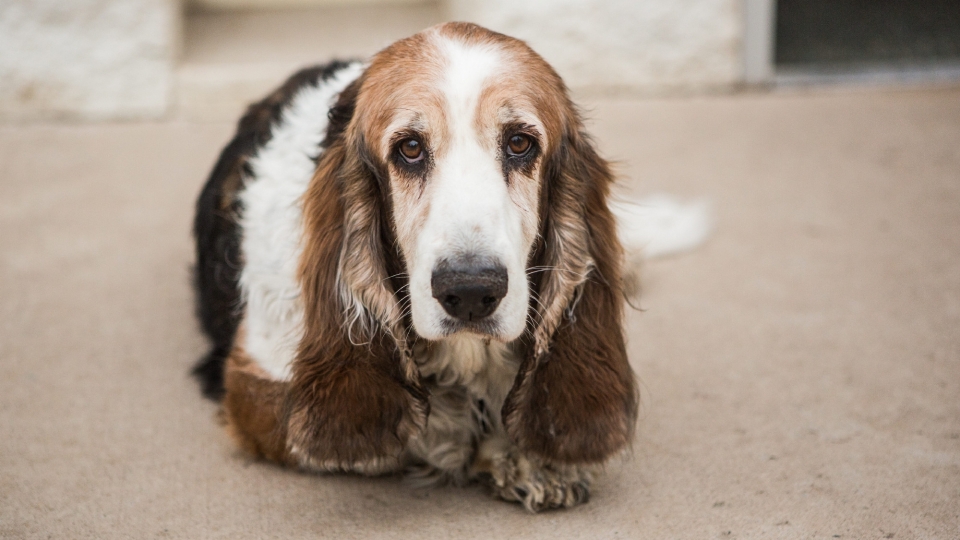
[{"x1": 348, "y1": 25, "x2": 570, "y2": 342}]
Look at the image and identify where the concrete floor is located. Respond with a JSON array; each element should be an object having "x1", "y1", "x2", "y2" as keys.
[{"x1": 1, "y1": 84, "x2": 958, "y2": 538}]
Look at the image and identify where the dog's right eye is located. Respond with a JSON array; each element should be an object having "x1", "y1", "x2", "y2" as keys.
[
  {"x1": 398, "y1": 138, "x2": 424, "y2": 163},
  {"x1": 506, "y1": 134, "x2": 532, "y2": 157}
]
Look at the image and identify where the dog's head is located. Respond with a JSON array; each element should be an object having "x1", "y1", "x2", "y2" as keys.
[
  {"x1": 292, "y1": 23, "x2": 637, "y2": 470},
  {"x1": 337, "y1": 23, "x2": 579, "y2": 344}
]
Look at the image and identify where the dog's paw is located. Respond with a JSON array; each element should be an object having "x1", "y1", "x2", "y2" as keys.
[{"x1": 472, "y1": 438, "x2": 592, "y2": 512}]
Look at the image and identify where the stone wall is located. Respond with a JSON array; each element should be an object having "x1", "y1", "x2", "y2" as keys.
[
  {"x1": 0, "y1": 0, "x2": 750, "y2": 121},
  {"x1": 446, "y1": 0, "x2": 744, "y2": 95},
  {"x1": 0, "y1": 0, "x2": 179, "y2": 121}
]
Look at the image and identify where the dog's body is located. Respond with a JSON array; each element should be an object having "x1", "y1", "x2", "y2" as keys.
[{"x1": 193, "y1": 23, "x2": 659, "y2": 511}]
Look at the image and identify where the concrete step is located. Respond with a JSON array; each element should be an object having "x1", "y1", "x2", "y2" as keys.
[{"x1": 176, "y1": 3, "x2": 442, "y2": 121}]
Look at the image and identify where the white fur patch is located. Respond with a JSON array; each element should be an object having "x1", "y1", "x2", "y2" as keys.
[
  {"x1": 237, "y1": 62, "x2": 364, "y2": 381},
  {"x1": 405, "y1": 35, "x2": 535, "y2": 342}
]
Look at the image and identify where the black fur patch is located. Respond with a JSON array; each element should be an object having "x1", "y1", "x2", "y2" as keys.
[{"x1": 191, "y1": 60, "x2": 359, "y2": 400}]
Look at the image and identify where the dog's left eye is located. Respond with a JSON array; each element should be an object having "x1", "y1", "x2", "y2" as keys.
[
  {"x1": 506, "y1": 134, "x2": 532, "y2": 157},
  {"x1": 398, "y1": 138, "x2": 425, "y2": 163}
]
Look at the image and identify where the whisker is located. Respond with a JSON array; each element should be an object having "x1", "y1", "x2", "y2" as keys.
[
  {"x1": 525, "y1": 265, "x2": 593, "y2": 280},
  {"x1": 382, "y1": 271, "x2": 409, "y2": 283},
  {"x1": 526, "y1": 266, "x2": 557, "y2": 275}
]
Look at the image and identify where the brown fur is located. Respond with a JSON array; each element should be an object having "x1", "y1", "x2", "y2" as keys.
[
  {"x1": 504, "y1": 127, "x2": 639, "y2": 463},
  {"x1": 290, "y1": 109, "x2": 428, "y2": 471},
  {"x1": 223, "y1": 332, "x2": 293, "y2": 466}
]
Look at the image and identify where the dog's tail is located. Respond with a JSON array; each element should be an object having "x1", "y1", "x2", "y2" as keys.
[
  {"x1": 611, "y1": 193, "x2": 713, "y2": 260},
  {"x1": 611, "y1": 194, "x2": 713, "y2": 301}
]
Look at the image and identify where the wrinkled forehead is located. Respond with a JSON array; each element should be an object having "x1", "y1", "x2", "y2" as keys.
[{"x1": 354, "y1": 26, "x2": 568, "y2": 152}]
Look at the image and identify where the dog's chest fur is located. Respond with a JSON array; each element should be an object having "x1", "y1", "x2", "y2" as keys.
[
  {"x1": 404, "y1": 335, "x2": 521, "y2": 482},
  {"x1": 415, "y1": 335, "x2": 520, "y2": 414}
]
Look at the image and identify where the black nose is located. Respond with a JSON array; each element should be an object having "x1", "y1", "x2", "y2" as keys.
[{"x1": 431, "y1": 262, "x2": 508, "y2": 322}]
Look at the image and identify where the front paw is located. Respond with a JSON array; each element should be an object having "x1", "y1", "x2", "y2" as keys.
[
  {"x1": 472, "y1": 438, "x2": 592, "y2": 512},
  {"x1": 284, "y1": 355, "x2": 427, "y2": 475}
]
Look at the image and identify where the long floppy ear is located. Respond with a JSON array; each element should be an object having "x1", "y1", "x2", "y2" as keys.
[
  {"x1": 285, "y1": 80, "x2": 428, "y2": 473},
  {"x1": 502, "y1": 125, "x2": 639, "y2": 465}
]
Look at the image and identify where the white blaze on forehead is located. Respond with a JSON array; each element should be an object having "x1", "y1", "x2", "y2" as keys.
[
  {"x1": 426, "y1": 36, "x2": 511, "y2": 250},
  {"x1": 435, "y1": 35, "x2": 503, "y2": 144}
]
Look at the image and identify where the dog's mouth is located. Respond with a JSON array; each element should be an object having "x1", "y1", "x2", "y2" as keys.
[{"x1": 437, "y1": 316, "x2": 505, "y2": 340}]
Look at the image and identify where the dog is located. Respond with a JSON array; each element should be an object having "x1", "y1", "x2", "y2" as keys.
[{"x1": 192, "y1": 22, "x2": 707, "y2": 512}]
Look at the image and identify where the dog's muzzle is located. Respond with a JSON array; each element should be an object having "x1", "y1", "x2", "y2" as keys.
[{"x1": 431, "y1": 260, "x2": 508, "y2": 322}]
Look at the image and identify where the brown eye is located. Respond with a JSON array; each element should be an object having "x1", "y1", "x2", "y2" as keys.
[
  {"x1": 399, "y1": 138, "x2": 424, "y2": 162},
  {"x1": 506, "y1": 134, "x2": 531, "y2": 156}
]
